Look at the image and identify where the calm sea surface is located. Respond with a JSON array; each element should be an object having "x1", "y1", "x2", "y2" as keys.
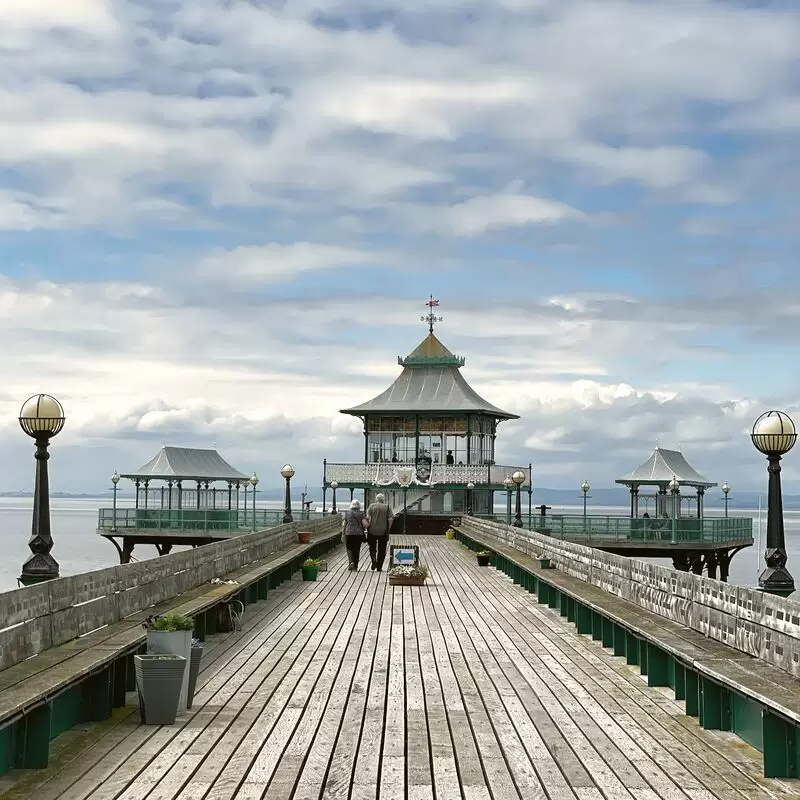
[{"x1": 0, "y1": 498, "x2": 797, "y2": 595}]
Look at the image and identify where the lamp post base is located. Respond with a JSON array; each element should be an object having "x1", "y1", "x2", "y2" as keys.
[
  {"x1": 19, "y1": 552, "x2": 59, "y2": 586},
  {"x1": 758, "y1": 566, "x2": 795, "y2": 598}
]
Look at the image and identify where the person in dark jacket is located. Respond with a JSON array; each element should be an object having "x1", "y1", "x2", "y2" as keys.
[
  {"x1": 365, "y1": 493, "x2": 394, "y2": 572},
  {"x1": 342, "y1": 499, "x2": 366, "y2": 571}
]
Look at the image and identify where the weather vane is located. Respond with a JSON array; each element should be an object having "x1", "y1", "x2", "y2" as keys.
[{"x1": 421, "y1": 295, "x2": 443, "y2": 334}]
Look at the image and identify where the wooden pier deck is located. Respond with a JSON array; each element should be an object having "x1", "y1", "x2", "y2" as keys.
[{"x1": 5, "y1": 538, "x2": 800, "y2": 800}]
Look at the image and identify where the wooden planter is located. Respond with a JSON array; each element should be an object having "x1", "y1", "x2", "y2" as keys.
[
  {"x1": 476, "y1": 554, "x2": 491, "y2": 567},
  {"x1": 297, "y1": 531, "x2": 312, "y2": 544},
  {"x1": 388, "y1": 575, "x2": 426, "y2": 587}
]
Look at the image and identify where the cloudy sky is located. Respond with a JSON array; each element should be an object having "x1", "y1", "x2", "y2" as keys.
[{"x1": 1, "y1": 0, "x2": 799, "y2": 498}]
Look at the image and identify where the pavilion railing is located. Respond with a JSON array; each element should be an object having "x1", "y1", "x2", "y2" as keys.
[
  {"x1": 324, "y1": 462, "x2": 531, "y2": 487},
  {"x1": 474, "y1": 513, "x2": 753, "y2": 546},
  {"x1": 97, "y1": 507, "x2": 324, "y2": 532}
]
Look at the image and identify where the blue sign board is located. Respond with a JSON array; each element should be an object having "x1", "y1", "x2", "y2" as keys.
[{"x1": 390, "y1": 544, "x2": 419, "y2": 567}]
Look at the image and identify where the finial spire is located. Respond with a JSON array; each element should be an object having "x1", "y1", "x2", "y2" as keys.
[{"x1": 421, "y1": 295, "x2": 442, "y2": 334}]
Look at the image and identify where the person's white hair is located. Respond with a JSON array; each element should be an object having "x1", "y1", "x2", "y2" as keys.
[
  {"x1": 350, "y1": 499, "x2": 361, "y2": 510},
  {"x1": 375, "y1": 493, "x2": 385, "y2": 503}
]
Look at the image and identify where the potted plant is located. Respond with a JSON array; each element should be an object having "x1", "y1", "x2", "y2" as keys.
[
  {"x1": 134, "y1": 654, "x2": 186, "y2": 725},
  {"x1": 387, "y1": 565, "x2": 429, "y2": 587},
  {"x1": 142, "y1": 612, "x2": 195, "y2": 711},
  {"x1": 298, "y1": 531, "x2": 312, "y2": 544},
  {"x1": 445, "y1": 528, "x2": 456, "y2": 540},
  {"x1": 186, "y1": 638, "x2": 204, "y2": 710},
  {"x1": 301, "y1": 558, "x2": 320, "y2": 581},
  {"x1": 476, "y1": 550, "x2": 491, "y2": 567}
]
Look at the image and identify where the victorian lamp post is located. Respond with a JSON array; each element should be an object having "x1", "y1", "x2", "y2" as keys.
[
  {"x1": 111, "y1": 471, "x2": 120, "y2": 531},
  {"x1": 398, "y1": 466, "x2": 413, "y2": 535},
  {"x1": 581, "y1": 480, "x2": 590, "y2": 517},
  {"x1": 330, "y1": 479, "x2": 338, "y2": 515},
  {"x1": 503, "y1": 475, "x2": 513, "y2": 526},
  {"x1": 466, "y1": 481, "x2": 474, "y2": 516},
  {"x1": 751, "y1": 411, "x2": 797, "y2": 597},
  {"x1": 281, "y1": 464, "x2": 295, "y2": 524},
  {"x1": 250, "y1": 472, "x2": 259, "y2": 531},
  {"x1": 512, "y1": 470, "x2": 525, "y2": 528},
  {"x1": 668, "y1": 475, "x2": 680, "y2": 545},
  {"x1": 18, "y1": 394, "x2": 65, "y2": 586},
  {"x1": 721, "y1": 482, "x2": 731, "y2": 518}
]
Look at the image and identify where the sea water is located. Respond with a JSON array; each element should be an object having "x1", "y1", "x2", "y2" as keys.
[{"x1": 0, "y1": 498, "x2": 797, "y2": 595}]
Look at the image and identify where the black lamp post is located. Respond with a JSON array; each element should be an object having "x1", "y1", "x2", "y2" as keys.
[
  {"x1": 281, "y1": 464, "x2": 295, "y2": 524},
  {"x1": 250, "y1": 472, "x2": 259, "y2": 532},
  {"x1": 466, "y1": 481, "x2": 474, "y2": 516},
  {"x1": 503, "y1": 475, "x2": 513, "y2": 525},
  {"x1": 330, "y1": 479, "x2": 338, "y2": 515},
  {"x1": 512, "y1": 470, "x2": 525, "y2": 528},
  {"x1": 581, "y1": 480, "x2": 591, "y2": 517},
  {"x1": 111, "y1": 470, "x2": 120, "y2": 531},
  {"x1": 398, "y1": 467, "x2": 412, "y2": 535},
  {"x1": 752, "y1": 411, "x2": 797, "y2": 597},
  {"x1": 722, "y1": 482, "x2": 731, "y2": 518},
  {"x1": 18, "y1": 394, "x2": 65, "y2": 586},
  {"x1": 668, "y1": 475, "x2": 680, "y2": 545}
]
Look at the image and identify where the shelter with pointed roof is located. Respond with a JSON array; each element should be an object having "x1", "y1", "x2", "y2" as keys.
[
  {"x1": 615, "y1": 447, "x2": 717, "y2": 518},
  {"x1": 327, "y1": 298, "x2": 530, "y2": 518},
  {"x1": 121, "y1": 446, "x2": 254, "y2": 512}
]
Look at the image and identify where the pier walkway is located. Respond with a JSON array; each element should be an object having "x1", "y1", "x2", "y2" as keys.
[{"x1": 5, "y1": 538, "x2": 799, "y2": 800}]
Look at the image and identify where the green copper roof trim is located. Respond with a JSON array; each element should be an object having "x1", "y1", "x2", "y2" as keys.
[{"x1": 397, "y1": 354, "x2": 466, "y2": 367}]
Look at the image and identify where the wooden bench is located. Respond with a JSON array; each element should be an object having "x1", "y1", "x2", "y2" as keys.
[
  {"x1": 0, "y1": 528, "x2": 340, "y2": 776},
  {"x1": 457, "y1": 525, "x2": 800, "y2": 779}
]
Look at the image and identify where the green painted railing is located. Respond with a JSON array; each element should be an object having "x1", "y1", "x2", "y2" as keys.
[
  {"x1": 475, "y1": 514, "x2": 753, "y2": 546},
  {"x1": 97, "y1": 508, "x2": 324, "y2": 532}
]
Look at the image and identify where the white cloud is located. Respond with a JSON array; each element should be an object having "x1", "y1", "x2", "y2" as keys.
[{"x1": 446, "y1": 192, "x2": 585, "y2": 235}]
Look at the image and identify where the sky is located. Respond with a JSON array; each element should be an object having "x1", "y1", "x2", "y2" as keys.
[{"x1": 1, "y1": 0, "x2": 799, "y2": 498}]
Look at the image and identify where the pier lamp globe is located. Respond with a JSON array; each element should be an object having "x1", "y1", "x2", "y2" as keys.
[
  {"x1": 250, "y1": 473, "x2": 259, "y2": 532},
  {"x1": 18, "y1": 394, "x2": 66, "y2": 585},
  {"x1": 751, "y1": 411, "x2": 797, "y2": 597},
  {"x1": 512, "y1": 470, "x2": 526, "y2": 528},
  {"x1": 280, "y1": 464, "x2": 295, "y2": 524},
  {"x1": 330, "y1": 479, "x2": 339, "y2": 515}
]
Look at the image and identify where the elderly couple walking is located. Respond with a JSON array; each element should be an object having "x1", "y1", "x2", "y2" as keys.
[{"x1": 341, "y1": 493, "x2": 394, "y2": 572}]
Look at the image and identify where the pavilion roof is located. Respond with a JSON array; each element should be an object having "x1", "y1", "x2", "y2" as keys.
[
  {"x1": 615, "y1": 447, "x2": 717, "y2": 488},
  {"x1": 340, "y1": 333, "x2": 518, "y2": 419},
  {"x1": 121, "y1": 446, "x2": 250, "y2": 483}
]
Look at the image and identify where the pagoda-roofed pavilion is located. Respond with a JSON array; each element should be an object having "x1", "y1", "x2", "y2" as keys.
[
  {"x1": 324, "y1": 297, "x2": 531, "y2": 525},
  {"x1": 97, "y1": 446, "x2": 260, "y2": 563},
  {"x1": 615, "y1": 446, "x2": 717, "y2": 519}
]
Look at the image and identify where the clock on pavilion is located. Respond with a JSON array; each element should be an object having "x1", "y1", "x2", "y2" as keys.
[{"x1": 322, "y1": 297, "x2": 531, "y2": 532}]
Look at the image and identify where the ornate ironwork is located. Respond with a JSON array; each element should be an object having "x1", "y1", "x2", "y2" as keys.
[{"x1": 421, "y1": 294, "x2": 443, "y2": 334}]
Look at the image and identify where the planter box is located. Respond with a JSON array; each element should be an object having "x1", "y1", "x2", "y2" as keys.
[
  {"x1": 301, "y1": 565, "x2": 319, "y2": 582},
  {"x1": 298, "y1": 531, "x2": 312, "y2": 544},
  {"x1": 539, "y1": 557, "x2": 552, "y2": 569},
  {"x1": 135, "y1": 654, "x2": 186, "y2": 725},
  {"x1": 476, "y1": 554, "x2": 491, "y2": 567},
  {"x1": 186, "y1": 645, "x2": 204, "y2": 710},
  {"x1": 388, "y1": 576, "x2": 427, "y2": 587},
  {"x1": 147, "y1": 629, "x2": 192, "y2": 711}
]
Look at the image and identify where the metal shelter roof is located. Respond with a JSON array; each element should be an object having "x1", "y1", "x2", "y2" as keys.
[
  {"x1": 121, "y1": 446, "x2": 250, "y2": 483},
  {"x1": 340, "y1": 333, "x2": 518, "y2": 419},
  {"x1": 615, "y1": 447, "x2": 717, "y2": 488}
]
